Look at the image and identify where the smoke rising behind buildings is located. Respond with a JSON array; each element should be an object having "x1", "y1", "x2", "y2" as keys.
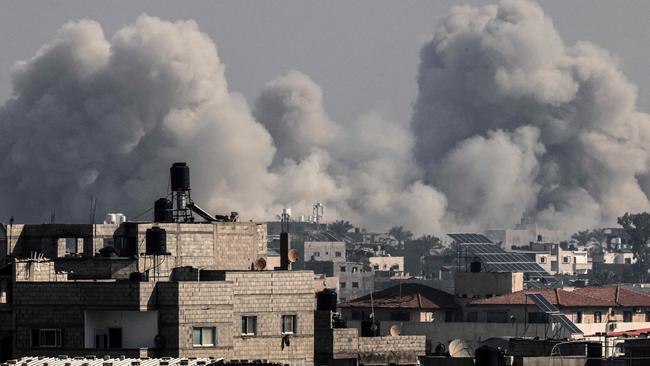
[{"x1": 0, "y1": 0, "x2": 648, "y2": 234}]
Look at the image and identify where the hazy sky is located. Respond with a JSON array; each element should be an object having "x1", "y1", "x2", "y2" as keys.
[{"x1": 0, "y1": 0, "x2": 648, "y2": 125}]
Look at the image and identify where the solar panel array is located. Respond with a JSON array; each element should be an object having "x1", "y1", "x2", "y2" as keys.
[
  {"x1": 527, "y1": 293, "x2": 559, "y2": 313},
  {"x1": 447, "y1": 233, "x2": 493, "y2": 244},
  {"x1": 552, "y1": 314, "x2": 583, "y2": 334},
  {"x1": 448, "y1": 233, "x2": 555, "y2": 282}
]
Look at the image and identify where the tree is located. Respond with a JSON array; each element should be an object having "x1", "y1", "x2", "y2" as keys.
[
  {"x1": 571, "y1": 230, "x2": 592, "y2": 246},
  {"x1": 590, "y1": 228, "x2": 608, "y2": 249},
  {"x1": 617, "y1": 212, "x2": 650, "y2": 282},
  {"x1": 329, "y1": 220, "x2": 354, "y2": 237},
  {"x1": 417, "y1": 234, "x2": 443, "y2": 253},
  {"x1": 388, "y1": 226, "x2": 413, "y2": 248}
]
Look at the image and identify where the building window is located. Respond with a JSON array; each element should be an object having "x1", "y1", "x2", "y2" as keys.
[
  {"x1": 340, "y1": 266, "x2": 347, "y2": 272},
  {"x1": 32, "y1": 329, "x2": 62, "y2": 348},
  {"x1": 313, "y1": 251, "x2": 320, "y2": 257},
  {"x1": 241, "y1": 316, "x2": 257, "y2": 336},
  {"x1": 528, "y1": 312, "x2": 547, "y2": 324},
  {"x1": 340, "y1": 282, "x2": 346, "y2": 288},
  {"x1": 573, "y1": 311, "x2": 583, "y2": 323},
  {"x1": 594, "y1": 311, "x2": 602, "y2": 323},
  {"x1": 282, "y1": 315, "x2": 297, "y2": 334},
  {"x1": 445, "y1": 311, "x2": 462, "y2": 322},
  {"x1": 624, "y1": 311, "x2": 633, "y2": 322},
  {"x1": 352, "y1": 267, "x2": 358, "y2": 273},
  {"x1": 192, "y1": 327, "x2": 216, "y2": 347},
  {"x1": 390, "y1": 311, "x2": 410, "y2": 321},
  {"x1": 539, "y1": 256, "x2": 547, "y2": 264},
  {"x1": 646, "y1": 312, "x2": 650, "y2": 322},
  {"x1": 352, "y1": 282, "x2": 359, "y2": 288},
  {"x1": 486, "y1": 311, "x2": 509, "y2": 323},
  {"x1": 563, "y1": 256, "x2": 571, "y2": 264},
  {"x1": 335, "y1": 251, "x2": 342, "y2": 257},
  {"x1": 625, "y1": 258, "x2": 632, "y2": 264}
]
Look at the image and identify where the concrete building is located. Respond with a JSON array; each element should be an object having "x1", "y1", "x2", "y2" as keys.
[
  {"x1": 0, "y1": 222, "x2": 314, "y2": 365},
  {"x1": 453, "y1": 272, "x2": 524, "y2": 305},
  {"x1": 485, "y1": 226, "x2": 565, "y2": 251},
  {"x1": 525, "y1": 243, "x2": 592, "y2": 275},
  {"x1": 368, "y1": 256, "x2": 404, "y2": 274},
  {"x1": 304, "y1": 241, "x2": 346, "y2": 263}
]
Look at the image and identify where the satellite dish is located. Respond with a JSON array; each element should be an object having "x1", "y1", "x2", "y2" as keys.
[
  {"x1": 254, "y1": 257, "x2": 267, "y2": 270},
  {"x1": 448, "y1": 339, "x2": 473, "y2": 358},
  {"x1": 288, "y1": 249, "x2": 300, "y2": 263},
  {"x1": 389, "y1": 324, "x2": 400, "y2": 336}
]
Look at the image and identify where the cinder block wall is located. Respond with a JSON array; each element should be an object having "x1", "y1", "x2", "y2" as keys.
[{"x1": 172, "y1": 271, "x2": 315, "y2": 365}]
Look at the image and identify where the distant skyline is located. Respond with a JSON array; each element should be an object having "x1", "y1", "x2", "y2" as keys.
[{"x1": 0, "y1": 0, "x2": 648, "y2": 125}]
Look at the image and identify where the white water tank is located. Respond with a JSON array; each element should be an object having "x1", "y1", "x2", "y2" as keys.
[
  {"x1": 104, "y1": 213, "x2": 117, "y2": 224},
  {"x1": 104, "y1": 213, "x2": 126, "y2": 225}
]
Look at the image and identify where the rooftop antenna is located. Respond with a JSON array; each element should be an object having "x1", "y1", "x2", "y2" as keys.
[{"x1": 280, "y1": 208, "x2": 291, "y2": 270}]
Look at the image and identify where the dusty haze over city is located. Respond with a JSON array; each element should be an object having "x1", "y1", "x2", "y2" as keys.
[{"x1": 0, "y1": 0, "x2": 649, "y2": 235}]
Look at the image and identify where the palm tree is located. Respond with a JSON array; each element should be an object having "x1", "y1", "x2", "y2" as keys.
[
  {"x1": 388, "y1": 226, "x2": 413, "y2": 248},
  {"x1": 590, "y1": 228, "x2": 608, "y2": 248},
  {"x1": 571, "y1": 230, "x2": 592, "y2": 246},
  {"x1": 418, "y1": 234, "x2": 443, "y2": 253},
  {"x1": 329, "y1": 220, "x2": 354, "y2": 237}
]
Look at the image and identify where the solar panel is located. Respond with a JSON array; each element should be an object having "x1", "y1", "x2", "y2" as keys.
[
  {"x1": 447, "y1": 233, "x2": 493, "y2": 244},
  {"x1": 454, "y1": 240, "x2": 555, "y2": 281},
  {"x1": 527, "y1": 293, "x2": 559, "y2": 313},
  {"x1": 552, "y1": 314, "x2": 583, "y2": 334}
]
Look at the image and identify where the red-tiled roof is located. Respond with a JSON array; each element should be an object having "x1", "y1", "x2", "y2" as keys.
[
  {"x1": 341, "y1": 283, "x2": 457, "y2": 310},
  {"x1": 572, "y1": 286, "x2": 650, "y2": 307},
  {"x1": 469, "y1": 287, "x2": 617, "y2": 307}
]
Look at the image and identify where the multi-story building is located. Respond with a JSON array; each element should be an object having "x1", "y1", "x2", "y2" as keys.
[
  {"x1": 513, "y1": 242, "x2": 592, "y2": 275},
  {"x1": 341, "y1": 270, "x2": 650, "y2": 350},
  {"x1": 368, "y1": 256, "x2": 404, "y2": 274},
  {"x1": 304, "y1": 241, "x2": 346, "y2": 263},
  {"x1": 0, "y1": 222, "x2": 314, "y2": 365}
]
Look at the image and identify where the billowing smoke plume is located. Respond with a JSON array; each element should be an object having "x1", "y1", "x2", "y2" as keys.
[
  {"x1": 412, "y1": 0, "x2": 650, "y2": 230},
  {"x1": 1, "y1": 0, "x2": 649, "y2": 234},
  {"x1": 0, "y1": 15, "x2": 445, "y2": 233},
  {"x1": 0, "y1": 16, "x2": 278, "y2": 222}
]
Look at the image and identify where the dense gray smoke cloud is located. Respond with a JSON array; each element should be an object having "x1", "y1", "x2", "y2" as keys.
[
  {"x1": 0, "y1": 16, "x2": 278, "y2": 222},
  {"x1": 1, "y1": 0, "x2": 648, "y2": 235},
  {"x1": 412, "y1": 0, "x2": 650, "y2": 231}
]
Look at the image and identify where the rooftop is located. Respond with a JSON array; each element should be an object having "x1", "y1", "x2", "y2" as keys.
[
  {"x1": 340, "y1": 283, "x2": 457, "y2": 310},
  {"x1": 470, "y1": 285, "x2": 650, "y2": 308}
]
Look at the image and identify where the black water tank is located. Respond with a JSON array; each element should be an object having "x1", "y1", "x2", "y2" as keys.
[
  {"x1": 145, "y1": 226, "x2": 167, "y2": 255},
  {"x1": 475, "y1": 345, "x2": 504, "y2": 366},
  {"x1": 316, "y1": 288, "x2": 338, "y2": 312},
  {"x1": 470, "y1": 259, "x2": 482, "y2": 273},
  {"x1": 170, "y1": 162, "x2": 190, "y2": 191},
  {"x1": 154, "y1": 198, "x2": 173, "y2": 223}
]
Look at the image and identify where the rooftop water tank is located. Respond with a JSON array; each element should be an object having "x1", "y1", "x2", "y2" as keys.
[
  {"x1": 145, "y1": 226, "x2": 167, "y2": 256},
  {"x1": 154, "y1": 198, "x2": 173, "y2": 223},
  {"x1": 170, "y1": 162, "x2": 190, "y2": 191}
]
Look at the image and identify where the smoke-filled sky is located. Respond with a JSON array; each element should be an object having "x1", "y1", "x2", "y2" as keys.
[{"x1": 0, "y1": 0, "x2": 648, "y2": 235}]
